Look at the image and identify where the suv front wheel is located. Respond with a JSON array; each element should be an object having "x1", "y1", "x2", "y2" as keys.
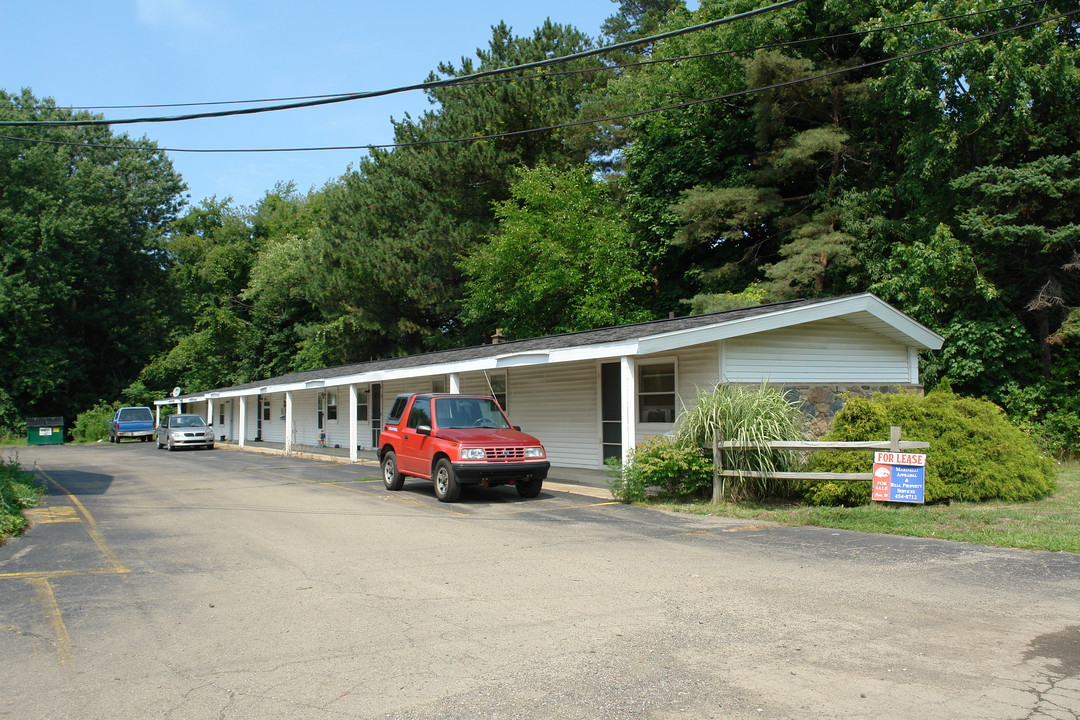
[
  {"x1": 432, "y1": 459, "x2": 461, "y2": 502},
  {"x1": 516, "y1": 478, "x2": 543, "y2": 498},
  {"x1": 381, "y1": 450, "x2": 405, "y2": 491}
]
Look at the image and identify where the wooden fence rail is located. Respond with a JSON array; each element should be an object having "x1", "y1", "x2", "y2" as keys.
[{"x1": 710, "y1": 426, "x2": 930, "y2": 503}]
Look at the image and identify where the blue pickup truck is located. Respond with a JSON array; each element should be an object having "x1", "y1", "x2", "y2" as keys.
[{"x1": 109, "y1": 406, "x2": 155, "y2": 443}]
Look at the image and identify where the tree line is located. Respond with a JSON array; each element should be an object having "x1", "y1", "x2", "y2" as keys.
[{"x1": 1, "y1": 0, "x2": 1077, "y2": 454}]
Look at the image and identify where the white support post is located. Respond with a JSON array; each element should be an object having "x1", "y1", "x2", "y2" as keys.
[
  {"x1": 207, "y1": 402, "x2": 214, "y2": 428},
  {"x1": 349, "y1": 384, "x2": 358, "y2": 463},
  {"x1": 717, "y1": 340, "x2": 727, "y2": 384},
  {"x1": 284, "y1": 391, "x2": 294, "y2": 456},
  {"x1": 238, "y1": 396, "x2": 247, "y2": 447},
  {"x1": 449, "y1": 372, "x2": 461, "y2": 394},
  {"x1": 620, "y1": 356, "x2": 637, "y2": 458}
]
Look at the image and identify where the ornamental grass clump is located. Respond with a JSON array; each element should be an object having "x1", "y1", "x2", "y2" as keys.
[{"x1": 674, "y1": 382, "x2": 808, "y2": 502}]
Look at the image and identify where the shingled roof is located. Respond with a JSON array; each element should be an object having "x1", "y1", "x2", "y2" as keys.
[{"x1": 168, "y1": 293, "x2": 941, "y2": 401}]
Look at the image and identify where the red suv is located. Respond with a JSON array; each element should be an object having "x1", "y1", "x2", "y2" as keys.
[{"x1": 378, "y1": 393, "x2": 549, "y2": 502}]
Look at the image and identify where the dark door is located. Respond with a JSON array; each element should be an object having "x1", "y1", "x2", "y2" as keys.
[
  {"x1": 601, "y1": 362, "x2": 622, "y2": 463},
  {"x1": 255, "y1": 395, "x2": 263, "y2": 441},
  {"x1": 370, "y1": 383, "x2": 382, "y2": 448}
]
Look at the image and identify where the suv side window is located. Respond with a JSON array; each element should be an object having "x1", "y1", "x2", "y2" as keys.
[
  {"x1": 406, "y1": 398, "x2": 432, "y2": 429},
  {"x1": 386, "y1": 395, "x2": 410, "y2": 426}
]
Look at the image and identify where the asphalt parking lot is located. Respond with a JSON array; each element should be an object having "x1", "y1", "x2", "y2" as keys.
[{"x1": 2, "y1": 443, "x2": 1079, "y2": 719}]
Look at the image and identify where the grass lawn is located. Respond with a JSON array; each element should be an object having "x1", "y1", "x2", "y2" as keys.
[{"x1": 657, "y1": 461, "x2": 1080, "y2": 553}]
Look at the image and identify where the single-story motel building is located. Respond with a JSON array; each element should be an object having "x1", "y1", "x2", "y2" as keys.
[{"x1": 154, "y1": 293, "x2": 944, "y2": 478}]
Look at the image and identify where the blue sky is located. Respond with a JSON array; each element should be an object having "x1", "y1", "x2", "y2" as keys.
[{"x1": 2, "y1": 0, "x2": 651, "y2": 208}]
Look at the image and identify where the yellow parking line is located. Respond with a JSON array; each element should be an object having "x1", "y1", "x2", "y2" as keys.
[
  {"x1": 0, "y1": 567, "x2": 126, "y2": 580},
  {"x1": 28, "y1": 577, "x2": 73, "y2": 664},
  {"x1": 24, "y1": 506, "x2": 80, "y2": 524},
  {"x1": 34, "y1": 465, "x2": 130, "y2": 575}
]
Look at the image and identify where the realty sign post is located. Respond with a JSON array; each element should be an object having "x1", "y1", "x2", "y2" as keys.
[{"x1": 872, "y1": 451, "x2": 927, "y2": 504}]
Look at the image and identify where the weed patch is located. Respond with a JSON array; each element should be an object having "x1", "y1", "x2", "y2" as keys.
[{"x1": 0, "y1": 453, "x2": 45, "y2": 540}]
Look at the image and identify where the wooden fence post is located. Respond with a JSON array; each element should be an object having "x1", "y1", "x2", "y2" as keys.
[{"x1": 712, "y1": 432, "x2": 723, "y2": 504}]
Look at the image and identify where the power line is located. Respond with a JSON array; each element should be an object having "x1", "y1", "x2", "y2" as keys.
[
  {"x1": 23, "y1": 0, "x2": 1045, "y2": 113},
  {"x1": 1, "y1": 8, "x2": 1072, "y2": 156},
  {"x1": 19, "y1": 0, "x2": 1045, "y2": 113},
  {"x1": 0, "y1": 0, "x2": 805, "y2": 129},
  {"x1": 2, "y1": 0, "x2": 1045, "y2": 118}
]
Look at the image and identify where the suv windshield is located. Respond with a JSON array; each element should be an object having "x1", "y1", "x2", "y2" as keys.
[
  {"x1": 434, "y1": 397, "x2": 511, "y2": 430},
  {"x1": 118, "y1": 407, "x2": 153, "y2": 421}
]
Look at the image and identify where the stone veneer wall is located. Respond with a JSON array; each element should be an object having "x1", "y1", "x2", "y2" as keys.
[{"x1": 754, "y1": 384, "x2": 926, "y2": 437}]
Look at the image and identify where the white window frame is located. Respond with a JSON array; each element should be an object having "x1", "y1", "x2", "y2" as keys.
[
  {"x1": 356, "y1": 387, "x2": 369, "y2": 421},
  {"x1": 637, "y1": 358, "x2": 678, "y2": 426},
  {"x1": 488, "y1": 371, "x2": 508, "y2": 411}
]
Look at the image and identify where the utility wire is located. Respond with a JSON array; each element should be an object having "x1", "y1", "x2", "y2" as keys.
[
  {"x1": 18, "y1": 0, "x2": 1045, "y2": 113},
  {"x1": 0, "y1": 0, "x2": 805, "y2": 128},
  {"x1": 1, "y1": 8, "x2": 1072, "y2": 155},
  {"x1": 3, "y1": 0, "x2": 1047, "y2": 113}
]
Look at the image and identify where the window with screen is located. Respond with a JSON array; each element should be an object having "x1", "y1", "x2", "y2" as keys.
[
  {"x1": 356, "y1": 388, "x2": 369, "y2": 421},
  {"x1": 639, "y1": 363, "x2": 676, "y2": 424}
]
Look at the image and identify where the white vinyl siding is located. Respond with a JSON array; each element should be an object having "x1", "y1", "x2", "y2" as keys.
[
  {"x1": 721, "y1": 319, "x2": 913, "y2": 384},
  {"x1": 285, "y1": 395, "x2": 311, "y2": 444},
  {"x1": 257, "y1": 393, "x2": 285, "y2": 443},
  {"x1": 676, "y1": 343, "x2": 719, "y2": 400},
  {"x1": 502, "y1": 362, "x2": 598, "y2": 470},
  {"x1": 633, "y1": 344, "x2": 718, "y2": 447},
  {"x1": 460, "y1": 372, "x2": 503, "y2": 399},
  {"x1": 382, "y1": 380, "x2": 418, "y2": 411}
]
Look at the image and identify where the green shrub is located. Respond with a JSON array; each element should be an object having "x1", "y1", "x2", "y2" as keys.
[
  {"x1": 606, "y1": 435, "x2": 713, "y2": 503},
  {"x1": 998, "y1": 379, "x2": 1080, "y2": 460},
  {"x1": 71, "y1": 401, "x2": 118, "y2": 443},
  {"x1": 797, "y1": 385, "x2": 1057, "y2": 506},
  {"x1": 1038, "y1": 408, "x2": 1080, "y2": 461},
  {"x1": 0, "y1": 388, "x2": 25, "y2": 444},
  {"x1": 675, "y1": 382, "x2": 807, "y2": 501},
  {"x1": 0, "y1": 453, "x2": 44, "y2": 538}
]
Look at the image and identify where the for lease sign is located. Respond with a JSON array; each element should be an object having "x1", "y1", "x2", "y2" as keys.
[{"x1": 872, "y1": 451, "x2": 927, "y2": 504}]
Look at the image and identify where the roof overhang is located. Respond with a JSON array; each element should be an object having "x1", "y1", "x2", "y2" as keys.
[
  {"x1": 159, "y1": 294, "x2": 942, "y2": 401},
  {"x1": 636, "y1": 293, "x2": 943, "y2": 355}
]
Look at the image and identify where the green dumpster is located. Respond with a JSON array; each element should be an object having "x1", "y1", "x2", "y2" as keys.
[{"x1": 26, "y1": 417, "x2": 64, "y2": 445}]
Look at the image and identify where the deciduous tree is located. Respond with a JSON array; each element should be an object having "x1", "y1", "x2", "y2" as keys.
[
  {"x1": 0, "y1": 89, "x2": 185, "y2": 422},
  {"x1": 461, "y1": 164, "x2": 650, "y2": 338}
]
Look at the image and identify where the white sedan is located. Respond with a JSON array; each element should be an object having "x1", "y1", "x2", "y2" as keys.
[{"x1": 155, "y1": 414, "x2": 215, "y2": 451}]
